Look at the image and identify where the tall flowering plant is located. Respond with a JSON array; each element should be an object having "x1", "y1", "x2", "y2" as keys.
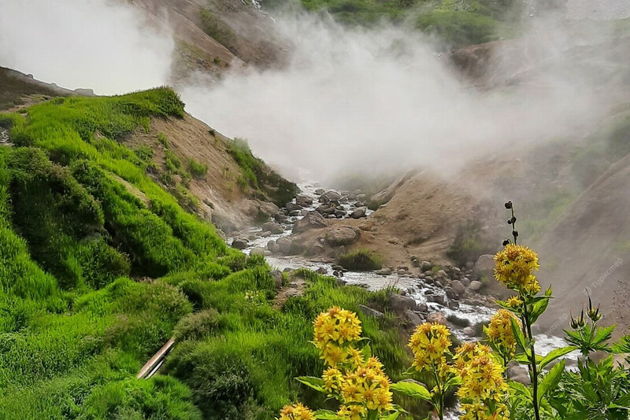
[{"x1": 279, "y1": 306, "x2": 401, "y2": 420}]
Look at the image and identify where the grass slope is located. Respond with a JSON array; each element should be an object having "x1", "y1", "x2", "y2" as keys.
[{"x1": 0, "y1": 89, "x2": 409, "y2": 419}]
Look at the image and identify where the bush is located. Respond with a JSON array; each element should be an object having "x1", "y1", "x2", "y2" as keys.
[
  {"x1": 79, "y1": 375, "x2": 201, "y2": 420},
  {"x1": 173, "y1": 309, "x2": 222, "y2": 341},
  {"x1": 446, "y1": 220, "x2": 494, "y2": 265},
  {"x1": 188, "y1": 158, "x2": 208, "y2": 179},
  {"x1": 337, "y1": 249, "x2": 383, "y2": 271}
]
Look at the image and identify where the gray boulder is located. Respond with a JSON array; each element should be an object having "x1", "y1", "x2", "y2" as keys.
[
  {"x1": 319, "y1": 190, "x2": 342, "y2": 204},
  {"x1": 324, "y1": 226, "x2": 360, "y2": 246},
  {"x1": 350, "y1": 207, "x2": 367, "y2": 219},
  {"x1": 359, "y1": 305, "x2": 384, "y2": 318},
  {"x1": 389, "y1": 294, "x2": 417, "y2": 312},
  {"x1": 231, "y1": 238, "x2": 248, "y2": 250},
  {"x1": 296, "y1": 194, "x2": 313, "y2": 207},
  {"x1": 261, "y1": 221, "x2": 284, "y2": 234},
  {"x1": 293, "y1": 211, "x2": 327, "y2": 233},
  {"x1": 469, "y1": 280, "x2": 483, "y2": 291}
]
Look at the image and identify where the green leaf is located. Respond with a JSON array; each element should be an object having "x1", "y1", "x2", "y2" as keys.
[
  {"x1": 380, "y1": 411, "x2": 401, "y2": 420},
  {"x1": 529, "y1": 290, "x2": 552, "y2": 324},
  {"x1": 611, "y1": 335, "x2": 630, "y2": 354},
  {"x1": 296, "y1": 376, "x2": 326, "y2": 393},
  {"x1": 509, "y1": 380, "x2": 532, "y2": 398},
  {"x1": 592, "y1": 325, "x2": 615, "y2": 346},
  {"x1": 538, "y1": 359, "x2": 565, "y2": 404},
  {"x1": 511, "y1": 317, "x2": 529, "y2": 353},
  {"x1": 539, "y1": 346, "x2": 578, "y2": 370},
  {"x1": 361, "y1": 344, "x2": 372, "y2": 360},
  {"x1": 391, "y1": 380, "x2": 432, "y2": 401},
  {"x1": 314, "y1": 409, "x2": 343, "y2": 419}
]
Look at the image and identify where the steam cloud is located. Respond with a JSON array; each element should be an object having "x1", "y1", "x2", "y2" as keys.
[
  {"x1": 0, "y1": 0, "x2": 173, "y2": 95},
  {"x1": 180, "y1": 11, "x2": 622, "y2": 182}
]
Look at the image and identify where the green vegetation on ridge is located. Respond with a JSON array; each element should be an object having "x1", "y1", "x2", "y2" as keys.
[{"x1": 0, "y1": 89, "x2": 409, "y2": 419}]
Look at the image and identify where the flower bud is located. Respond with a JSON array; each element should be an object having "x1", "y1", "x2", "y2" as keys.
[{"x1": 504, "y1": 201, "x2": 513, "y2": 209}]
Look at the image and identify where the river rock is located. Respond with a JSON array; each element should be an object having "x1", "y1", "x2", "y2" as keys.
[
  {"x1": 451, "y1": 280, "x2": 466, "y2": 296},
  {"x1": 250, "y1": 247, "x2": 270, "y2": 257},
  {"x1": 267, "y1": 240, "x2": 279, "y2": 254},
  {"x1": 295, "y1": 194, "x2": 313, "y2": 207},
  {"x1": 350, "y1": 207, "x2": 367, "y2": 219},
  {"x1": 417, "y1": 302, "x2": 428, "y2": 313},
  {"x1": 427, "y1": 293, "x2": 446, "y2": 306},
  {"x1": 277, "y1": 237, "x2": 293, "y2": 254},
  {"x1": 324, "y1": 226, "x2": 360, "y2": 246},
  {"x1": 314, "y1": 188, "x2": 325, "y2": 195},
  {"x1": 463, "y1": 326, "x2": 476, "y2": 337},
  {"x1": 426, "y1": 311, "x2": 447, "y2": 325},
  {"x1": 316, "y1": 204, "x2": 336, "y2": 215},
  {"x1": 375, "y1": 267, "x2": 392, "y2": 275},
  {"x1": 316, "y1": 267, "x2": 328, "y2": 275},
  {"x1": 405, "y1": 309, "x2": 424, "y2": 325},
  {"x1": 420, "y1": 261, "x2": 433, "y2": 271},
  {"x1": 286, "y1": 202, "x2": 302, "y2": 212},
  {"x1": 334, "y1": 209, "x2": 347, "y2": 218},
  {"x1": 389, "y1": 293, "x2": 417, "y2": 312},
  {"x1": 469, "y1": 280, "x2": 483, "y2": 291},
  {"x1": 305, "y1": 243, "x2": 326, "y2": 256},
  {"x1": 319, "y1": 190, "x2": 342, "y2": 204},
  {"x1": 293, "y1": 211, "x2": 327, "y2": 233},
  {"x1": 460, "y1": 277, "x2": 471, "y2": 288},
  {"x1": 231, "y1": 238, "x2": 248, "y2": 250},
  {"x1": 261, "y1": 221, "x2": 284, "y2": 234},
  {"x1": 445, "y1": 287, "x2": 459, "y2": 300}
]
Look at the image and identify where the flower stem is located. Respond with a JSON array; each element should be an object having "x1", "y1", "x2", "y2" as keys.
[{"x1": 522, "y1": 301, "x2": 540, "y2": 420}]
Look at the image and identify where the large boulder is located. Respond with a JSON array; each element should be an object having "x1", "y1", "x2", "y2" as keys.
[
  {"x1": 295, "y1": 194, "x2": 313, "y2": 207},
  {"x1": 261, "y1": 221, "x2": 284, "y2": 234},
  {"x1": 451, "y1": 280, "x2": 466, "y2": 296},
  {"x1": 350, "y1": 207, "x2": 367, "y2": 219},
  {"x1": 389, "y1": 293, "x2": 417, "y2": 312},
  {"x1": 324, "y1": 226, "x2": 360, "y2": 246},
  {"x1": 293, "y1": 211, "x2": 327, "y2": 233},
  {"x1": 426, "y1": 311, "x2": 447, "y2": 325},
  {"x1": 319, "y1": 190, "x2": 342, "y2": 204},
  {"x1": 277, "y1": 237, "x2": 293, "y2": 254},
  {"x1": 231, "y1": 238, "x2": 248, "y2": 250}
]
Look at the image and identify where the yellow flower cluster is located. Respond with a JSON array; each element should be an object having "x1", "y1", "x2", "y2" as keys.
[
  {"x1": 408, "y1": 322, "x2": 452, "y2": 372},
  {"x1": 455, "y1": 342, "x2": 509, "y2": 419},
  {"x1": 486, "y1": 309, "x2": 520, "y2": 358},
  {"x1": 460, "y1": 402, "x2": 510, "y2": 420},
  {"x1": 337, "y1": 404, "x2": 367, "y2": 420},
  {"x1": 494, "y1": 244, "x2": 541, "y2": 294},
  {"x1": 313, "y1": 306, "x2": 362, "y2": 366},
  {"x1": 505, "y1": 296, "x2": 523, "y2": 308},
  {"x1": 340, "y1": 357, "x2": 393, "y2": 412},
  {"x1": 278, "y1": 403, "x2": 315, "y2": 420}
]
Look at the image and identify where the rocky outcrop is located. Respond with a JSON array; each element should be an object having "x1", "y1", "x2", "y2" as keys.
[{"x1": 293, "y1": 211, "x2": 328, "y2": 233}]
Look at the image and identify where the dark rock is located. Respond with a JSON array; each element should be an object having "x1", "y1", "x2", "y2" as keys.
[
  {"x1": 231, "y1": 238, "x2": 248, "y2": 250},
  {"x1": 286, "y1": 202, "x2": 302, "y2": 212},
  {"x1": 451, "y1": 280, "x2": 466, "y2": 296},
  {"x1": 261, "y1": 221, "x2": 284, "y2": 234},
  {"x1": 445, "y1": 287, "x2": 459, "y2": 300},
  {"x1": 314, "y1": 188, "x2": 325, "y2": 195},
  {"x1": 316, "y1": 267, "x2": 328, "y2": 275},
  {"x1": 350, "y1": 207, "x2": 367, "y2": 219},
  {"x1": 375, "y1": 268, "x2": 392, "y2": 275},
  {"x1": 420, "y1": 261, "x2": 432, "y2": 271},
  {"x1": 427, "y1": 294, "x2": 446, "y2": 306},
  {"x1": 405, "y1": 309, "x2": 423, "y2": 325},
  {"x1": 447, "y1": 313, "x2": 470, "y2": 327},
  {"x1": 320, "y1": 190, "x2": 342, "y2": 204},
  {"x1": 448, "y1": 300, "x2": 460, "y2": 310},
  {"x1": 389, "y1": 294, "x2": 417, "y2": 312},
  {"x1": 295, "y1": 194, "x2": 313, "y2": 207},
  {"x1": 293, "y1": 211, "x2": 327, "y2": 233}
]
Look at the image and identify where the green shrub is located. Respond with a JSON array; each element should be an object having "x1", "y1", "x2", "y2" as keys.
[
  {"x1": 173, "y1": 309, "x2": 222, "y2": 341},
  {"x1": 79, "y1": 375, "x2": 201, "y2": 420},
  {"x1": 337, "y1": 249, "x2": 383, "y2": 271},
  {"x1": 446, "y1": 220, "x2": 494, "y2": 265},
  {"x1": 416, "y1": 9, "x2": 499, "y2": 48},
  {"x1": 188, "y1": 158, "x2": 208, "y2": 179}
]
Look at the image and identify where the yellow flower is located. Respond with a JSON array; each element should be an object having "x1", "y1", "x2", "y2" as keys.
[
  {"x1": 455, "y1": 343, "x2": 508, "y2": 402},
  {"x1": 494, "y1": 244, "x2": 541, "y2": 294},
  {"x1": 341, "y1": 357, "x2": 393, "y2": 412},
  {"x1": 313, "y1": 307, "x2": 362, "y2": 351},
  {"x1": 505, "y1": 296, "x2": 523, "y2": 308},
  {"x1": 408, "y1": 322, "x2": 452, "y2": 372},
  {"x1": 323, "y1": 367, "x2": 344, "y2": 392},
  {"x1": 461, "y1": 402, "x2": 510, "y2": 420},
  {"x1": 337, "y1": 404, "x2": 367, "y2": 420},
  {"x1": 486, "y1": 309, "x2": 520, "y2": 358},
  {"x1": 320, "y1": 343, "x2": 348, "y2": 367},
  {"x1": 278, "y1": 403, "x2": 315, "y2": 420}
]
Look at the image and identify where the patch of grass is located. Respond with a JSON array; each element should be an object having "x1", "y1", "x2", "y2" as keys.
[
  {"x1": 188, "y1": 158, "x2": 208, "y2": 179},
  {"x1": 337, "y1": 249, "x2": 383, "y2": 271},
  {"x1": 200, "y1": 9, "x2": 237, "y2": 54}
]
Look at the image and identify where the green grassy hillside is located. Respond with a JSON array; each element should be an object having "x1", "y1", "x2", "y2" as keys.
[{"x1": 0, "y1": 89, "x2": 409, "y2": 419}]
